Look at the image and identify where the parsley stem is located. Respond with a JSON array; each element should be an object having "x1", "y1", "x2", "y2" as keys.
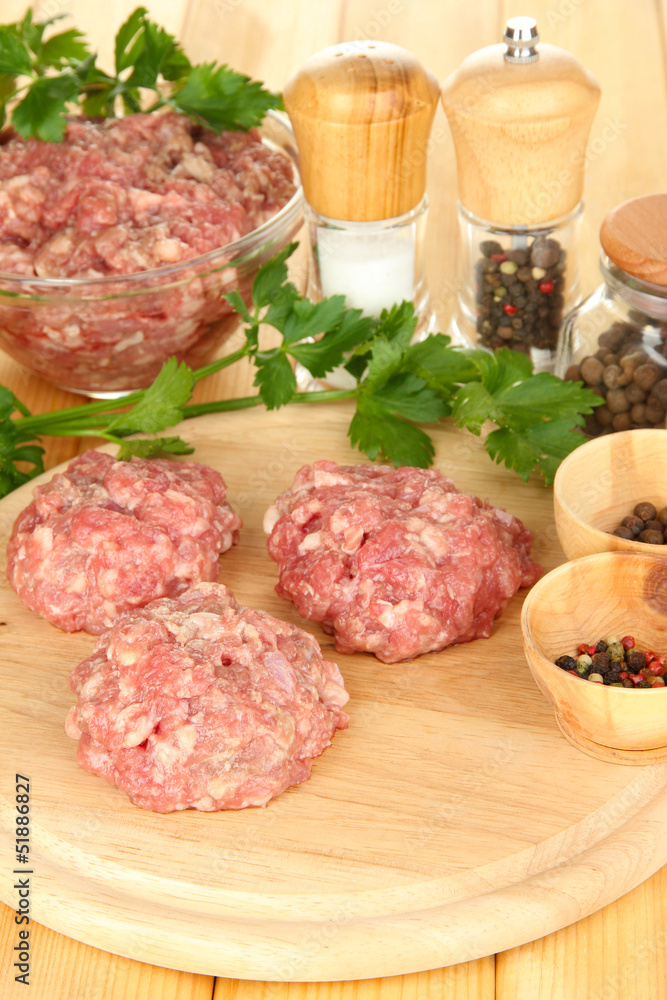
[
  {"x1": 180, "y1": 388, "x2": 356, "y2": 420},
  {"x1": 15, "y1": 344, "x2": 252, "y2": 436},
  {"x1": 191, "y1": 344, "x2": 251, "y2": 382}
]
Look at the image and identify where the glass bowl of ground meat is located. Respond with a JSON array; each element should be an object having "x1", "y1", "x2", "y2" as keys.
[{"x1": 0, "y1": 110, "x2": 303, "y2": 397}]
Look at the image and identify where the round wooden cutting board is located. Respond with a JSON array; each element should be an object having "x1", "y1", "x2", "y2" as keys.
[{"x1": 1, "y1": 404, "x2": 667, "y2": 982}]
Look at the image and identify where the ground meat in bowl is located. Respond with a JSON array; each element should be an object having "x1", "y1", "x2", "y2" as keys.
[
  {"x1": 65, "y1": 582, "x2": 349, "y2": 812},
  {"x1": 264, "y1": 461, "x2": 542, "y2": 663},
  {"x1": 6, "y1": 450, "x2": 241, "y2": 634},
  {"x1": 0, "y1": 112, "x2": 295, "y2": 277},
  {"x1": 0, "y1": 111, "x2": 298, "y2": 393}
]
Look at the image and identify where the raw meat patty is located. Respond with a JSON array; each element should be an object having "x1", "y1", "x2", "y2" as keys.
[
  {"x1": 65, "y1": 582, "x2": 349, "y2": 812},
  {"x1": 6, "y1": 450, "x2": 241, "y2": 634},
  {"x1": 264, "y1": 461, "x2": 542, "y2": 663}
]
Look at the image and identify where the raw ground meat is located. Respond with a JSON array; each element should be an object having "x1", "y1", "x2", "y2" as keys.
[
  {"x1": 0, "y1": 111, "x2": 297, "y2": 392},
  {"x1": 0, "y1": 112, "x2": 295, "y2": 277},
  {"x1": 6, "y1": 450, "x2": 241, "y2": 634},
  {"x1": 264, "y1": 461, "x2": 543, "y2": 663},
  {"x1": 65, "y1": 582, "x2": 349, "y2": 812}
]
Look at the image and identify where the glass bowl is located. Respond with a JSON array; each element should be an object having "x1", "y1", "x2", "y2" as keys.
[{"x1": 0, "y1": 111, "x2": 303, "y2": 398}]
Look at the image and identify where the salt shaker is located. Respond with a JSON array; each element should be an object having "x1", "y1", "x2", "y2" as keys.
[
  {"x1": 283, "y1": 40, "x2": 440, "y2": 359},
  {"x1": 441, "y1": 16, "x2": 600, "y2": 370}
]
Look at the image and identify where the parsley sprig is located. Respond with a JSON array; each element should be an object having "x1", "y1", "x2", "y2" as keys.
[
  {"x1": 0, "y1": 243, "x2": 601, "y2": 498},
  {"x1": 0, "y1": 7, "x2": 281, "y2": 141}
]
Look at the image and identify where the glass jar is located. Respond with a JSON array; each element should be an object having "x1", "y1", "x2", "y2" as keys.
[
  {"x1": 447, "y1": 203, "x2": 582, "y2": 372},
  {"x1": 296, "y1": 196, "x2": 436, "y2": 390},
  {"x1": 556, "y1": 254, "x2": 667, "y2": 437},
  {"x1": 305, "y1": 196, "x2": 436, "y2": 337}
]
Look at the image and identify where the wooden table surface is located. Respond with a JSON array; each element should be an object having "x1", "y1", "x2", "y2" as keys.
[{"x1": 1, "y1": 0, "x2": 667, "y2": 997}]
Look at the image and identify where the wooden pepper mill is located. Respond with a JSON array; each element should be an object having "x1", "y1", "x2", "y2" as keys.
[
  {"x1": 441, "y1": 16, "x2": 601, "y2": 369},
  {"x1": 283, "y1": 40, "x2": 440, "y2": 336}
]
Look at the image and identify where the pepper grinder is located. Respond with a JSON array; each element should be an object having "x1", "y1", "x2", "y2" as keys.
[
  {"x1": 284, "y1": 40, "x2": 440, "y2": 386},
  {"x1": 441, "y1": 16, "x2": 601, "y2": 370}
]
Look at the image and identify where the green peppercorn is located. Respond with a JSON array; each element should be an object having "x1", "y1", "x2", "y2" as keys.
[
  {"x1": 499, "y1": 260, "x2": 519, "y2": 275},
  {"x1": 606, "y1": 642, "x2": 625, "y2": 663}
]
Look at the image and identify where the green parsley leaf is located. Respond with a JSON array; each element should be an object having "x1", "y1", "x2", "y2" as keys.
[
  {"x1": 223, "y1": 289, "x2": 253, "y2": 324},
  {"x1": 491, "y1": 371, "x2": 602, "y2": 427},
  {"x1": 262, "y1": 282, "x2": 301, "y2": 332},
  {"x1": 12, "y1": 74, "x2": 80, "y2": 141},
  {"x1": 174, "y1": 62, "x2": 281, "y2": 132},
  {"x1": 402, "y1": 334, "x2": 478, "y2": 391},
  {"x1": 253, "y1": 350, "x2": 296, "y2": 409},
  {"x1": 450, "y1": 382, "x2": 502, "y2": 435},
  {"x1": 251, "y1": 242, "x2": 297, "y2": 309},
  {"x1": 465, "y1": 347, "x2": 534, "y2": 395},
  {"x1": 282, "y1": 296, "x2": 348, "y2": 345},
  {"x1": 0, "y1": 26, "x2": 32, "y2": 75},
  {"x1": 345, "y1": 301, "x2": 418, "y2": 380},
  {"x1": 115, "y1": 7, "x2": 148, "y2": 73},
  {"x1": 289, "y1": 308, "x2": 374, "y2": 377},
  {"x1": 0, "y1": 388, "x2": 44, "y2": 494},
  {"x1": 126, "y1": 18, "x2": 189, "y2": 90},
  {"x1": 485, "y1": 418, "x2": 587, "y2": 485},
  {"x1": 106, "y1": 357, "x2": 195, "y2": 435},
  {"x1": 116, "y1": 435, "x2": 194, "y2": 460},
  {"x1": 369, "y1": 373, "x2": 450, "y2": 423},
  {"x1": 39, "y1": 29, "x2": 90, "y2": 68},
  {"x1": 349, "y1": 397, "x2": 435, "y2": 467}
]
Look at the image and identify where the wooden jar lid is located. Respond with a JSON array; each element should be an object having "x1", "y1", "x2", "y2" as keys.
[
  {"x1": 600, "y1": 194, "x2": 667, "y2": 286},
  {"x1": 441, "y1": 41, "x2": 600, "y2": 225},
  {"x1": 283, "y1": 41, "x2": 440, "y2": 221}
]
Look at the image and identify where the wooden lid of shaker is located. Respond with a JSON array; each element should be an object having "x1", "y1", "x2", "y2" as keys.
[
  {"x1": 441, "y1": 17, "x2": 601, "y2": 225},
  {"x1": 600, "y1": 194, "x2": 667, "y2": 286},
  {"x1": 283, "y1": 40, "x2": 440, "y2": 221}
]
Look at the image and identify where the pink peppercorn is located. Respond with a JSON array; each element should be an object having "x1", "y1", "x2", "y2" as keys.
[{"x1": 538, "y1": 280, "x2": 554, "y2": 294}]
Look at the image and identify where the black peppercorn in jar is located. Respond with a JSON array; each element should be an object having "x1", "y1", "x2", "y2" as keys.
[
  {"x1": 556, "y1": 195, "x2": 667, "y2": 437},
  {"x1": 446, "y1": 199, "x2": 584, "y2": 374}
]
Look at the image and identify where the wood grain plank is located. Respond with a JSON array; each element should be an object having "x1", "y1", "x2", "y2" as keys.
[
  {"x1": 213, "y1": 959, "x2": 495, "y2": 1000},
  {"x1": 180, "y1": 0, "x2": 344, "y2": 89},
  {"x1": 0, "y1": 903, "x2": 214, "y2": 1000},
  {"x1": 496, "y1": 868, "x2": 667, "y2": 1000}
]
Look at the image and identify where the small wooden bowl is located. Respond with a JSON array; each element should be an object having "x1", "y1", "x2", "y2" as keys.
[
  {"x1": 521, "y1": 551, "x2": 667, "y2": 763},
  {"x1": 553, "y1": 429, "x2": 667, "y2": 561}
]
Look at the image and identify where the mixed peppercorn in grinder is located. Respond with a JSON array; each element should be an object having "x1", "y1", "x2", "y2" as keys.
[
  {"x1": 441, "y1": 16, "x2": 600, "y2": 370},
  {"x1": 284, "y1": 39, "x2": 440, "y2": 362}
]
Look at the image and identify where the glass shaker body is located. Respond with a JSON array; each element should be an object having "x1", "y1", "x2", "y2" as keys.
[
  {"x1": 556, "y1": 254, "x2": 667, "y2": 437},
  {"x1": 448, "y1": 203, "x2": 582, "y2": 372},
  {"x1": 305, "y1": 196, "x2": 436, "y2": 337}
]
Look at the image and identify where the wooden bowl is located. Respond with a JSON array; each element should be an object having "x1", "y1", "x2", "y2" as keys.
[
  {"x1": 553, "y1": 429, "x2": 667, "y2": 560},
  {"x1": 521, "y1": 551, "x2": 667, "y2": 763}
]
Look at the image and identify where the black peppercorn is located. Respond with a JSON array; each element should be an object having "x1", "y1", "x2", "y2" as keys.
[
  {"x1": 555, "y1": 655, "x2": 577, "y2": 671},
  {"x1": 626, "y1": 650, "x2": 647, "y2": 673},
  {"x1": 635, "y1": 501, "x2": 657, "y2": 522}
]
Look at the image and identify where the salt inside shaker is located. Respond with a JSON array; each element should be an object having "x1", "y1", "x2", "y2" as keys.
[
  {"x1": 441, "y1": 17, "x2": 600, "y2": 370},
  {"x1": 283, "y1": 39, "x2": 440, "y2": 384}
]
